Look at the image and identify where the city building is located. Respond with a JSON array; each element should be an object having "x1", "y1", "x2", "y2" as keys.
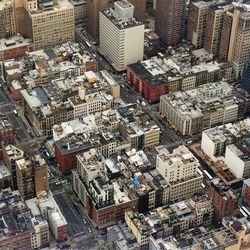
[
  {"x1": 0, "y1": 112, "x2": 14, "y2": 144},
  {"x1": 0, "y1": 35, "x2": 32, "y2": 61},
  {"x1": 0, "y1": 0, "x2": 16, "y2": 39},
  {"x1": 242, "y1": 178, "x2": 250, "y2": 206},
  {"x1": 26, "y1": 192, "x2": 68, "y2": 242},
  {"x1": 231, "y1": 3, "x2": 250, "y2": 78},
  {"x1": 127, "y1": 0, "x2": 146, "y2": 23},
  {"x1": 69, "y1": 0, "x2": 87, "y2": 24},
  {"x1": 0, "y1": 188, "x2": 32, "y2": 250},
  {"x1": 208, "y1": 178, "x2": 238, "y2": 222},
  {"x1": 241, "y1": 56, "x2": 250, "y2": 93},
  {"x1": 16, "y1": 157, "x2": 36, "y2": 200},
  {"x1": 149, "y1": 224, "x2": 243, "y2": 250},
  {"x1": 155, "y1": 0, "x2": 186, "y2": 45},
  {"x1": 127, "y1": 46, "x2": 233, "y2": 102},
  {"x1": 204, "y1": 1, "x2": 230, "y2": 57},
  {"x1": 187, "y1": 1, "x2": 213, "y2": 49},
  {"x1": 99, "y1": 0, "x2": 144, "y2": 71},
  {"x1": 2, "y1": 144, "x2": 24, "y2": 190},
  {"x1": 125, "y1": 193, "x2": 213, "y2": 249},
  {"x1": 20, "y1": 0, "x2": 75, "y2": 50},
  {"x1": 160, "y1": 82, "x2": 239, "y2": 135},
  {"x1": 201, "y1": 118, "x2": 250, "y2": 179},
  {"x1": 156, "y1": 145, "x2": 204, "y2": 202},
  {"x1": 86, "y1": 0, "x2": 112, "y2": 41},
  {"x1": 0, "y1": 163, "x2": 11, "y2": 190}
]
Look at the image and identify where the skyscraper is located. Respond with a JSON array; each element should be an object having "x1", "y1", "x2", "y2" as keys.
[
  {"x1": 155, "y1": 0, "x2": 186, "y2": 46},
  {"x1": 87, "y1": 0, "x2": 113, "y2": 42}
]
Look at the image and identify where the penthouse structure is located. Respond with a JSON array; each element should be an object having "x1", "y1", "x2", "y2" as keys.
[
  {"x1": 127, "y1": 46, "x2": 232, "y2": 102},
  {"x1": 156, "y1": 145, "x2": 204, "y2": 202},
  {"x1": 201, "y1": 118, "x2": 250, "y2": 179},
  {"x1": 20, "y1": 0, "x2": 75, "y2": 50},
  {"x1": 99, "y1": 0, "x2": 144, "y2": 71},
  {"x1": 160, "y1": 82, "x2": 239, "y2": 135},
  {"x1": 125, "y1": 193, "x2": 213, "y2": 249}
]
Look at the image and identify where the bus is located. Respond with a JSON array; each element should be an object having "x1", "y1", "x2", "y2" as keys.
[
  {"x1": 85, "y1": 41, "x2": 91, "y2": 48},
  {"x1": 242, "y1": 206, "x2": 250, "y2": 217},
  {"x1": 203, "y1": 170, "x2": 213, "y2": 180}
]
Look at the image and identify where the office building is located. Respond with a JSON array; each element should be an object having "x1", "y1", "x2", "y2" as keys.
[
  {"x1": 70, "y1": 0, "x2": 87, "y2": 24},
  {"x1": 0, "y1": 0, "x2": 16, "y2": 39},
  {"x1": 86, "y1": 0, "x2": 112, "y2": 41},
  {"x1": 187, "y1": 1, "x2": 212, "y2": 49},
  {"x1": 21, "y1": 0, "x2": 75, "y2": 50},
  {"x1": 156, "y1": 145, "x2": 204, "y2": 202},
  {"x1": 99, "y1": 0, "x2": 144, "y2": 71},
  {"x1": 155, "y1": 0, "x2": 186, "y2": 45}
]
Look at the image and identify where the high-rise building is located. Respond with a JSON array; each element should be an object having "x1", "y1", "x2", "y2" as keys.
[
  {"x1": 86, "y1": 0, "x2": 113, "y2": 41},
  {"x1": 19, "y1": 0, "x2": 75, "y2": 50},
  {"x1": 0, "y1": 0, "x2": 16, "y2": 38},
  {"x1": 241, "y1": 56, "x2": 250, "y2": 93},
  {"x1": 155, "y1": 0, "x2": 186, "y2": 45},
  {"x1": 187, "y1": 1, "x2": 212, "y2": 49},
  {"x1": 99, "y1": 0, "x2": 144, "y2": 71},
  {"x1": 231, "y1": 5, "x2": 250, "y2": 78},
  {"x1": 204, "y1": 2, "x2": 230, "y2": 57},
  {"x1": 127, "y1": 0, "x2": 146, "y2": 22},
  {"x1": 16, "y1": 158, "x2": 36, "y2": 200},
  {"x1": 16, "y1": 154, "x2": 49, "y2": 200}
]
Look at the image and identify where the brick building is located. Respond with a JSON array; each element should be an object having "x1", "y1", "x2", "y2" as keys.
[{"x1": 208, "y1": 178, "x2": 238, "y2": 222}]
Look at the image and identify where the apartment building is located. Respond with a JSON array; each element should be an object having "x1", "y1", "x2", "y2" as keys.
[
  {"x1": 155, "y1": 0, "x2": 186, "y2": 45},
  {"x1": 21, "y1": 0, "x2": 75, "y2": 50},
  {"x1": 0, "y1": 0, "x2": 16, "y2": 39},
  {"x1": 99, "y1": 0, "x2": 144, "y2": 71},
  {"x1": 156, "y1": 145, "x2": 204, "y2": 202},
  {"x1": 160, "y1": 82, "x2": 239, "y2": 135}
]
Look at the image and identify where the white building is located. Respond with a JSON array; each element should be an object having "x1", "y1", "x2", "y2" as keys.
[
  {"x1": 68, "y1": 87, "x2": 102, "y2": 118},
  {"x1": 156, "y1": 145, "x2": 204, "y2": 202},
  {"x1": 99, "y1": 0, "x2": 144, "y2": 71}
]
